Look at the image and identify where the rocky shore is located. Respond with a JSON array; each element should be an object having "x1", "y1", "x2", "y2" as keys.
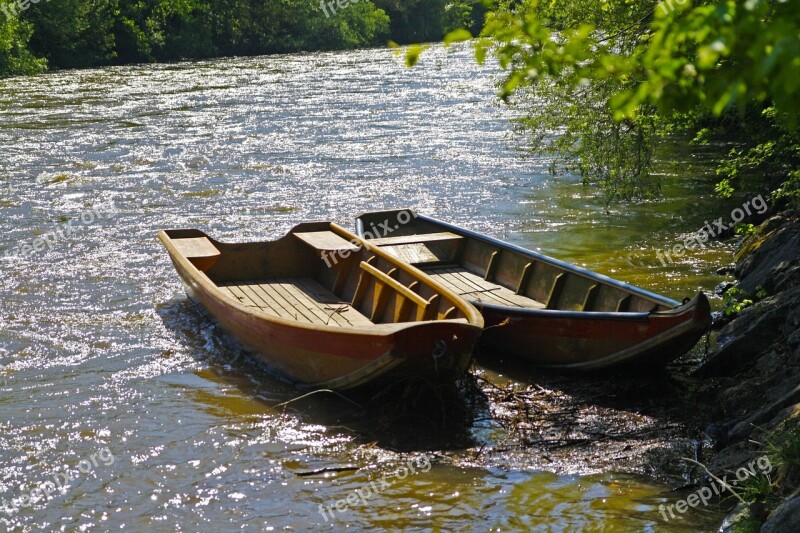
[{"x1": 696, "y1": 208, "x2": 800, "y2": 532}]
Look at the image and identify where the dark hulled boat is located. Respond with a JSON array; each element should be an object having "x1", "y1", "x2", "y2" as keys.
[{"x1": 356, "y1": 209, "x2": 710, "y2": 370}]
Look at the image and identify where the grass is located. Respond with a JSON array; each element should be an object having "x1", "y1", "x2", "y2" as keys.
[
  {"x1": 737, "y1": 473, "x2": 774, "y2": 503},
  {"x1": 766, "y1": 425, "x2": 800, "y2": 486},
  {"x1": 730, "y1": 425, "x2": 800, "y2": 530}
]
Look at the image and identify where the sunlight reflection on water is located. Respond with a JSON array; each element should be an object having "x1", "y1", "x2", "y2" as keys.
[{"x1": 0, "y1": 44, "x2": 726, "y2": 530}]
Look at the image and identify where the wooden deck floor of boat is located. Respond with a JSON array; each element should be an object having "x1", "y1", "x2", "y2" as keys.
[
  {"x1": 218, "y1": 278, "x2": 373, "y2": 328},
  {"x1": 422, "y1": 266, "x2": 546, "y2": 309}
]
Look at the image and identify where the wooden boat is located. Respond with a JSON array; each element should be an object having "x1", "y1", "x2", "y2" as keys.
[
  {"x1": 158, "y1": 222, "x2": 483, "y2": 390},
  {"x1": 355, "y1": 209, "x2": 711, "y2": 370}
]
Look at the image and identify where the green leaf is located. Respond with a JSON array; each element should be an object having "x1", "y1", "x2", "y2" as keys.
[
  {"x1": 405, "y1": 45, "x2": 429, "y2": 67},
  {"x1": 444, "y1": 29, "x2": 473, "y2": 46},
  {"x1": 475, "y1": 43, "x2": 487, "y2": 65}
]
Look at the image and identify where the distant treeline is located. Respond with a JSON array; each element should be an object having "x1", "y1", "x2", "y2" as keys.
[{"x1": 0, "y1": 0, "x2": 485, "y2": 77}]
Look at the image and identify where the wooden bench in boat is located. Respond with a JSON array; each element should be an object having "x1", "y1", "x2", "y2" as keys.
[
  {"x1": 294, "y1": 231, "x2": 360, "y2": 253},
  {"x1": 367, "y1": 231, "x2": 462, "y2": 246},
  {"x1": 170, "y1": 236, "x2": 221, "y2": 271},
  {"x1": 368, "y1": 232, "x2": 463, "y2": 266}
]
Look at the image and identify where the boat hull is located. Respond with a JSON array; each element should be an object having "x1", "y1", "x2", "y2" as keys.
[{"x1": 476, "y1": 292, "x2": 710, "y2": 370}]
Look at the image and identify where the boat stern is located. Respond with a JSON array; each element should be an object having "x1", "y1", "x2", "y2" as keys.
[{"x1": 389, "y1": 320, "x2": 482, "y2": 380}]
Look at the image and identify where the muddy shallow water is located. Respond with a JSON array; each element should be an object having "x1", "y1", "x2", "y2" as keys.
[{"x1": 0, "y1": 44, "x2": 739, "y2": 530}]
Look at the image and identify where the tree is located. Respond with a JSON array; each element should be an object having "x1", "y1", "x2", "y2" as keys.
[
  {"x1": 0, "y1": 11, "x2": 46, "y2": 76},
  {"x1": 432, "y1": 0, "x2": 800, "y2": 205},
  {"x1": 25, "y1": 0, "x2": 118, "y2": 68}
]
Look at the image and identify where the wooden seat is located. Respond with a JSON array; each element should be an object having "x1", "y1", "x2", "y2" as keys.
[
  {"x1": 171, "y1": 237, "x2": 220, "y2": 271},
  {"x1": 294, "y1": 231, "x2": 360, "y2": 252},
  {"x1": 370, "y1": 232, "x2": 463, "y2": 265},
  {"x1": 367, "y1": 231, "x2": 462, "y2": 247}
]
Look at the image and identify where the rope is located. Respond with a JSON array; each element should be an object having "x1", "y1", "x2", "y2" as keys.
[{"x1": 273, "y1": 389, "x2": 363, "y2": 411}]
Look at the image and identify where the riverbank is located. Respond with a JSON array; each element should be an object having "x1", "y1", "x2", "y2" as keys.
[
  {"x1": 0, "y1": 0, "x2": 484, "y2": 78},
  {"x1": 696, "y1": 207, "x2": 800, "y2": 532}
]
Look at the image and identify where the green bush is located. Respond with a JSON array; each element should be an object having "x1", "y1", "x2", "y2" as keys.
[{"x1": 0, "y1": 11, "x2": 46, "y2": 76}]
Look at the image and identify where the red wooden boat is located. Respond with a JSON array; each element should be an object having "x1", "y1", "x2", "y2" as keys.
[
  {"x1": 355, "y1": 209, "x2": 711, "y2": 370},
  {"x1": 158, "y1": 222, "x2": 483, "y2": 390}
]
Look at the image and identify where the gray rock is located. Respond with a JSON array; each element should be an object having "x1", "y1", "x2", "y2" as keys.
[
  {"x1": 736, "y1": 216, "x2": 800, "y2": 295},
  {"x1": 760, "y1": 496, "x2": 800, "y2": 532},
  {"x1": 762, "y1": 214, "x2": 790, "y2": 235},
  {"x1": 790, "y1": 330, "x2": 800, "y2": 350},
  {"x1": 715, "y1": 281, "x2": 737, "y2": 296},
  {"x1": 711, "y1": 310, "x2": 733, "y2": 330},
  {"x1": 719, "y1": 503, "x2": 754, "y2": 533},
  {"x1": 727, "y1": 387, "x2": 800, "y2": 442},
  {"x1": 767, "y1": 402, "x2": 800, "y2": 429},
  {"x1": 698, "y1": 285, "x2": 800, "y2": 376}
]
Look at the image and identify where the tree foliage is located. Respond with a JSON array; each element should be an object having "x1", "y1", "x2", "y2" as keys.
[
  {"x1": 0, "y1": 11, "x2": 46, "y2": 76},
  {"x1": 476, "y1": 0, "x2": 800, "y2": 120},
  {"x1": 0, "y1": 0, "x2": 479, "y2": 77},
  {"x1": 453, "y1": 0, "x2": 800, "y2": 205},
  {"x1": 376, "y1": 0, "x2": 482, "y2": 43}
]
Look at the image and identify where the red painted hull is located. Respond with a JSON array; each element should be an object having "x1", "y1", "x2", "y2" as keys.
[
  {"x1": 355, "y1": 210, "x2": 713, "y2": 371},
  {"x1": 477, "y1": 292, "x2": 711, "y2": 370}
]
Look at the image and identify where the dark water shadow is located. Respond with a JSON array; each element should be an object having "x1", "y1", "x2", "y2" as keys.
[
  {"x1": 473, "y1": 346, "x2": 715, "y2": 481},
  {"x1": 155, "y1": 297, "x2": 485, "y2": 453},
  {"x1": 475, "y1": 346, "x2": 709, "y2": 424}
]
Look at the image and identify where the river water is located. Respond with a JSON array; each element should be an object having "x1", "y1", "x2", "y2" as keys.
[{"x1": 1, "y1": 44, "x2": 735, "y2": 530}]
